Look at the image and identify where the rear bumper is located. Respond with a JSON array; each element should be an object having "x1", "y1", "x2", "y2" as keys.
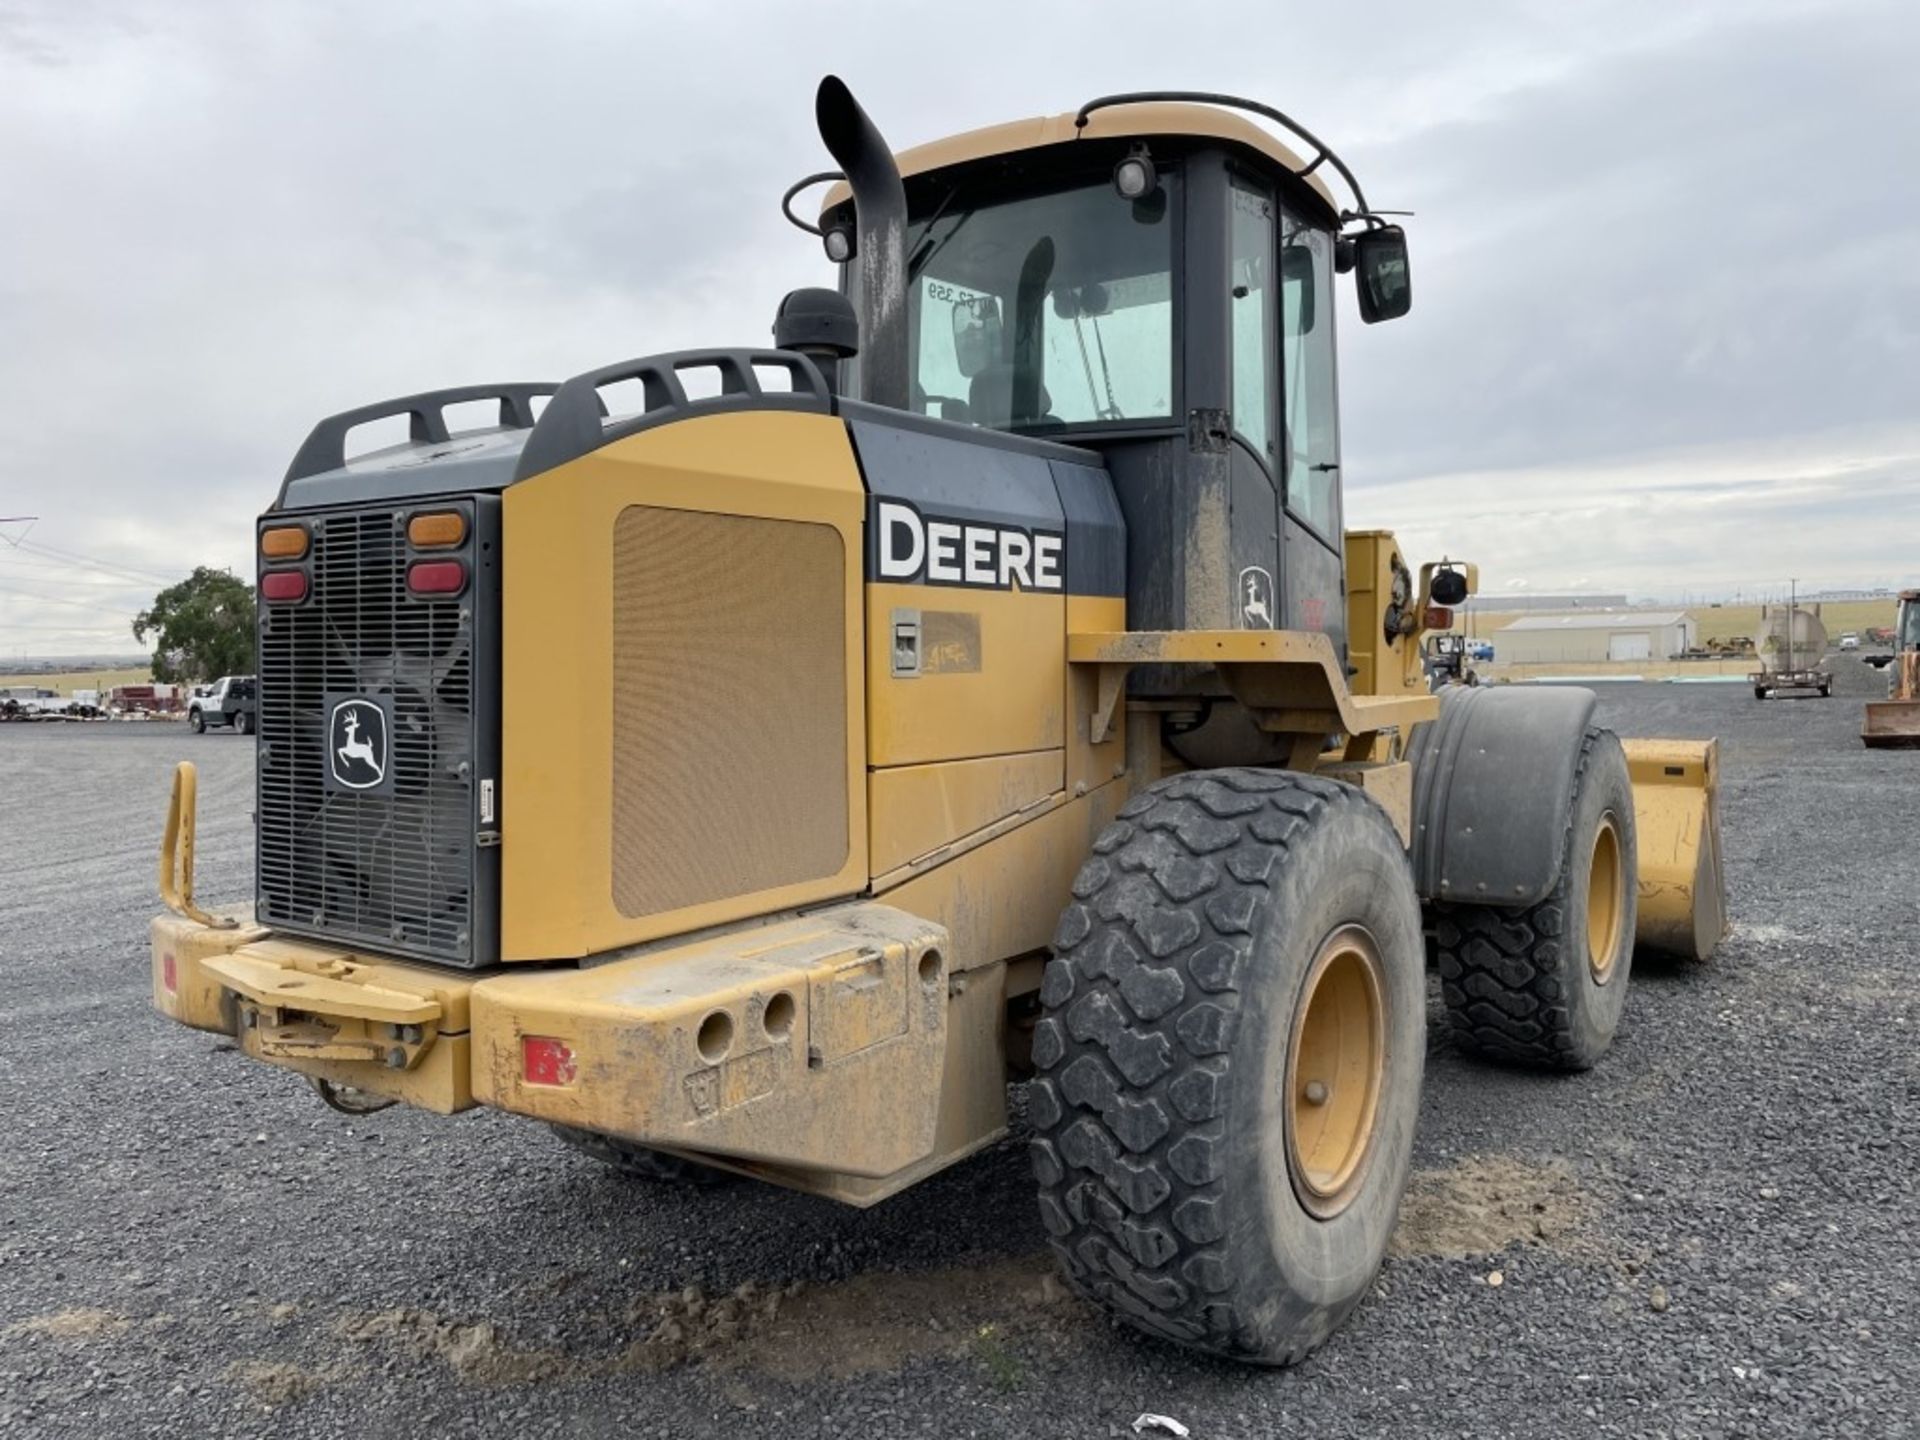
[
  {"x1": 151, "y1": 911, "x2": 476, "y2": 1114},
  {"x1": 151, "y1": 901, "x2": 952, "y2": 1183}
]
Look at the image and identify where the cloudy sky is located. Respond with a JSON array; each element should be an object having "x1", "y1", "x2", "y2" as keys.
[{"x1": 1, "y1": 0, "x2": 1914, "y2": 656}]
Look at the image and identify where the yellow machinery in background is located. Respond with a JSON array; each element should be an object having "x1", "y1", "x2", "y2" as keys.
[
  {"x1": 1863, "y1": 590, "x2": 1920, "y2": 746},
  {"x1": 152, "y1": 77, "x2": 1727, "y2": 1366}
]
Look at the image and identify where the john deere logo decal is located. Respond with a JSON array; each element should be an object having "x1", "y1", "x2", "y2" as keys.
[
  {"x1": 327, "y1": 697, "x2": 390, "y2": 793},
  {"x1": 1240, "y1": 566, "x2": 1275, "y2": 628}
]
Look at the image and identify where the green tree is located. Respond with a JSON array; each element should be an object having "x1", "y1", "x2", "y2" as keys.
[{"x1": 133, "y1": 567, "x2": 256, "y2": 684}]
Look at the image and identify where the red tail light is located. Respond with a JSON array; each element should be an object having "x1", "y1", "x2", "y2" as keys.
[
  {"x1": 407, "y1": 559, "x2": 467, "y2": 596},
  {"x1": 1424, "y1": 605, "x2": 1454, "y2": 631},
  {"x1": 523, "y1": 1037, "x2": 576, "y2": 1087},
  {"x1": 260, "y1": 570, "x2": 308, "y2": 603},
  {"x1": 161, "y1": 951, "x2": 178, "y2": 994}
]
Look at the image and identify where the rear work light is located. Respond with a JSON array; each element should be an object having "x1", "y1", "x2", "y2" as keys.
[
  {"x1": 523, "y1": 1037, "x2": 576, "y2": 1087},
  {"x1": 407, "y1": 559, "x2": 467, "y2": 596},
  {"x1": 260, "y1": 525, "x2": 309, "y2": 559},
  {"x1": 407, "y1": 511, "x2": 467, "y2": 548},
  {"x1": 260, "y1": 570, "x2": 308, "y2": 603}
]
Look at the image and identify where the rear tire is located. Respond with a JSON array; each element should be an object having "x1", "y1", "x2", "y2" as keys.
[
  {"x1": 1753, "y1": 686, "x2": 1768, "y2": 700},
  {"x1": 237, "y1": 711, "x2": 255, "y2": 735},
  {"x1": 1433, "y1": 727, "x2": 1637, "y2": 1070},
  {"x1": 548, "y1": 1124, "x2": 731, "y2": 1186},
  {"x1": 1031, "y1": 769, "x2": 1425, "y2": 1366}
]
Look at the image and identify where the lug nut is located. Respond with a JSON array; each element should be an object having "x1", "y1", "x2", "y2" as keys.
[{"x1": 1304, "y1": 1080, "x2": 1329, "y2": 1106}]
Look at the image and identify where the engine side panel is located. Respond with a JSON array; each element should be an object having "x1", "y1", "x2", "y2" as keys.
[{"x1": 499, "y1": 409, "x2": 869, "y2": 962}]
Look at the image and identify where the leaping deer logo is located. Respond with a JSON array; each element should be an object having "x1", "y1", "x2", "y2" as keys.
[
  {"x1": 1240, "y1": 567, "x2": 1275, "y2": 629},
  {"x1": 329, "y1": 700, "x2": 387, "y2": 789}
]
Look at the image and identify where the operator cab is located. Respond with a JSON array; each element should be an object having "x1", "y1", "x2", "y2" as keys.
[{"x1": 803, "y1": 91, "x2": 1411, "y2": 661}]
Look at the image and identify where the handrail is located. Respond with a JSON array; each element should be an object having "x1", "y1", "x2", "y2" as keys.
[
  {"x1": 159, "y1": 761, "x2": 236, "y2": 930},
  {"x1": 1074, "y1": 91, "x2": 1379, "y2": 223},
  {"x1": 277, "y1": 381, "x2": 562, "y2": 499},
  {"x1": 513, "y1": 348, "x2": 831, "y2": 482}
]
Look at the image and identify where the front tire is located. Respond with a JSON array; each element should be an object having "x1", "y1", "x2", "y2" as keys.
[
  {"x1": 1031, "y1": 769, "x2": 1425, "y2": 1366},
  {"x1": 188, "y1": 708, "x2": 205, "y2": 733},
  {"x1": 1434, "y1": 727, "x2": 1636, "y2": 1070}
]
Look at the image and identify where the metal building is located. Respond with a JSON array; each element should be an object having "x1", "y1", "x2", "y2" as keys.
[{"x1": 1493, "y1": 611, "x2": 1696, "y2": 665}]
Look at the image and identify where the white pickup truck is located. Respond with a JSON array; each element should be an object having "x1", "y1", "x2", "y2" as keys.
[{"x1": 186, "y1": 675, "x2": 257, "y2": 734}]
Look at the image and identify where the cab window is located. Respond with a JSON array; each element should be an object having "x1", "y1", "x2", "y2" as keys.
[
  {"x1": 1229, "y1": 177, "x2": 1275, "y2": 462},
  {"x1": 907, "y1": 176, "x2": 1175, "y2": 430},
  {"x1": 1280, "y1": 208, "x2": 1340, "y2": 538}
]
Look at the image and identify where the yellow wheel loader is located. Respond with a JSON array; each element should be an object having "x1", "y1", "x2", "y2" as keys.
[
  {"x1": 1862, "y1": 590, "x2": 1920, "y2": 746},
  {"x1": 152, "y1": 77, "x2": 1728, "y2": 1365}
]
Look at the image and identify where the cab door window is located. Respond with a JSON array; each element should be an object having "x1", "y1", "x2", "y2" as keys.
[
  {"x1": 1280, "y1": 208, "x2": 1340, "y2": 538},
  {"x1": 1229, "y1": 177, "x2": 1275, "y2": 463}
]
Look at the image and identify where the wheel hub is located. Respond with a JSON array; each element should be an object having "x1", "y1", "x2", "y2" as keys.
[
  {"x1": 1285, "y1": 924, "x2": 1386, "y2": 1220},
  {"x1": 1587, "y1": 815, "x2": 1625, "y2": 983}
]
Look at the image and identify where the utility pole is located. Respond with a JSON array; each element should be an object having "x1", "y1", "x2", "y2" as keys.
[{"x1": 1788, "y1": 577, "x2": 1797, "y2": 675}]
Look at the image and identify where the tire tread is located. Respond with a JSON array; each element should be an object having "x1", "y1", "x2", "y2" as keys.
[{"x1": 1031, "y1": 768, "x2": 1372, "y2": 1364}]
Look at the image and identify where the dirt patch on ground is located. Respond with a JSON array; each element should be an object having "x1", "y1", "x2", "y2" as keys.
[
  {"x1": 336, "y1": 1308, "x2": 567, "y2": 1387},
  {"x1": 227, "y1": 1360, "x2": 345, "y2": 1407},
  {"x1": 644, "y1": 1255, "x2": 1063, "y2": 1383},
  {"x1": 5, "y1": 1308, "x2": 129, "y2": 1340},
  {"x1": 1392, "y1": 1154, "x2": 1595, "y2": 1261},
  {"x1": 333, "y1": 1255, "x2": 1071, "y2": 1391}
]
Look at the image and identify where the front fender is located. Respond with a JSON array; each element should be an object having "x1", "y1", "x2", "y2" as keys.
[{"x1": 1406, "y1": 685, "x2": 1598, "y2": 907}]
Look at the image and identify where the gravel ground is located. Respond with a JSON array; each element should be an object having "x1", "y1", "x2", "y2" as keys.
[{"x1": 2, "y1": 659, "x2": 1915, "y2": 1439}]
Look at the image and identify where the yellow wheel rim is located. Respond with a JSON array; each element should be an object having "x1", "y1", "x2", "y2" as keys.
[
  {"x1": 1285, "y1": 925, "x2": 1386, "y2": 1220},
  {"x1": 1587, "y1": 815, "x2": 1625, "y2": 984}
]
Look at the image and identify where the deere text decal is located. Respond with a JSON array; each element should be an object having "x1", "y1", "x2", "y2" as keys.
[{"x1": 873, "y1": 500, "x2": 1064, "y2": 593}]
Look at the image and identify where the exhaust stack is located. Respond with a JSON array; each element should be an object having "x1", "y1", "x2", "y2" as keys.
[{"x1": 815, "y1": 76, "x2": 909, "y2": 412}]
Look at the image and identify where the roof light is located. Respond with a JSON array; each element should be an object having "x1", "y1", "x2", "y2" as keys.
[
  {"x1": 407, "y1": 511, "x2": 466, "y2": 548},
  {"x1": 260, "y1": 570, "x2": 308, "y2": 603},
  {"x1": 407, "y1": 559, "x2": 467, "y2": 596},
  {"x1": 523, "y1": 1036, "x2": 576, "y2": 1087},
  {"x1": 260, "y1": 525, "x2": 309, "y2": 559},
  {"x1": 1113, "y1": 147, "x2": 1158, "y2": 200},
  {"x1": 823, "y1": 226, "x2": 855, "y2": 264}
]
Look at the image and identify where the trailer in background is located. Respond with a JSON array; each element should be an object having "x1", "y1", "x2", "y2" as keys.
[{"x1": 1750, "y1": 601, "x2": 1831, "y2": 699}]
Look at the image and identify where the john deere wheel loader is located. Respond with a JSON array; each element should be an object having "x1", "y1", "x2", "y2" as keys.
[
  {"x1": 152, "y1": 77, "x2": 1728, "y2": 1365},
  {"x1": 1862, "y1": 589, "x2": 1920, "y2": 746}
]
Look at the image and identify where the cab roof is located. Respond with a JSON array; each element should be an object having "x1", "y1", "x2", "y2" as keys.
[{"x1": 822, "y1": 101, "x2": 1343, "y2": 221}]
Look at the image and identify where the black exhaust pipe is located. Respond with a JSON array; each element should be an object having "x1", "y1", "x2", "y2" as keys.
[{"x1": 815, "y1": 76, "x2": 909, "y2": 412}]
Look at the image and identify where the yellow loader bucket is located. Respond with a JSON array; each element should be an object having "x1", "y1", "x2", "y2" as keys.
[
  {"x1": 1862, "y1": 699, "x2": 1920, "y2": 748},
  {"x1": 1622, "y1": 739, "x2": 1728, "y2": 962}
]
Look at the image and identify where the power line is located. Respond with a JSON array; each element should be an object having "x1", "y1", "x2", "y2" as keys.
[
  {"x1": 15, "y1": 538, "x2": 176, "y2": 586},
  {"x1": 0, "y1": 582, "x2": 140, "y2": 618}
]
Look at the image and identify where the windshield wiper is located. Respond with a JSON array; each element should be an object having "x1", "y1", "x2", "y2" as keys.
[{"x1": 907, "y1": 184, "x2": 969, "y2": 281}]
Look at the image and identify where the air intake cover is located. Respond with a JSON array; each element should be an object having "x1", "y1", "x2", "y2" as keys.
[{"x1": 610, "y1": 506, "x2": 848, "y2": 918}]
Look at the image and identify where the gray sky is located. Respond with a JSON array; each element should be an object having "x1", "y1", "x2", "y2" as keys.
[{"x1": 2, "y1": 0, "x2": 1914, "y2": 656}]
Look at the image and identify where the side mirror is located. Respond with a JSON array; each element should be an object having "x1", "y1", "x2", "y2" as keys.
[
  {"x1": 950, "y1": 294, "x2": 1003, "y2": 379},
  {"x1": 1429, "y1": 565, "x2": 1469, "y2": 606},
  {"x1": 1280, "y1": 244, "x2": 1315, "y2": 335},
  {"x1": 1354, "y1": 225, "x2": 1412, "y2": 324}
]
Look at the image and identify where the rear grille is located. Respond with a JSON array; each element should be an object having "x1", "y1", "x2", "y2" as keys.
[{"x1": 256, "y1": 499, "x2": 499, "y2": 967}]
